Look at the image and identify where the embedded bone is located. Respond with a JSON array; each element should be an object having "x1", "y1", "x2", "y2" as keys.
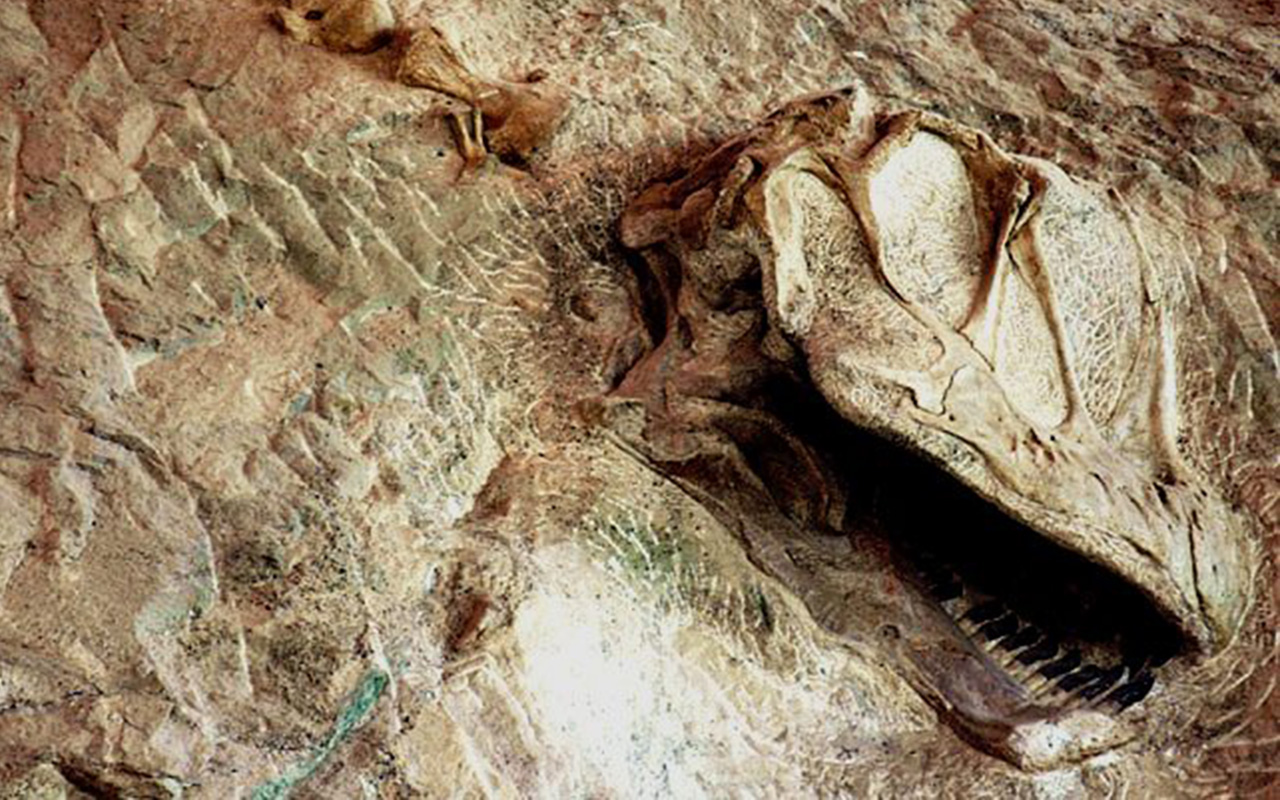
[
  {"x1": 618, "y1": 82, "x2": 1270, "y2": 772},
  {"x1": 1, "y1": 0, "x2": 1274, "y2": 795},
  {"x1": 623, "y1": 87, "x2": 1257, "y2": 653},
  {"x1": 274, "y1": 0, "x2": 395, "y2": 53}
]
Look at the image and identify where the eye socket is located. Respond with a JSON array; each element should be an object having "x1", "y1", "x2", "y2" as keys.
[{"x1": 304, "y1": 9, "x2": 325, "y2": 20}]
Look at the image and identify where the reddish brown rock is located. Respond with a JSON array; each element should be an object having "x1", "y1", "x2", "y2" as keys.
[{"x1": 0, "y1": 0, "x2": 1274, "y2": 797}]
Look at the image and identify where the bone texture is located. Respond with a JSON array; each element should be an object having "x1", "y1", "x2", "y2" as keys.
[{"x1": 0, "y1": 0, "x2": 1275, "y2": 796}]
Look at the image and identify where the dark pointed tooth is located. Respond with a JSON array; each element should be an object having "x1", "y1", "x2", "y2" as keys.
[
  {"x1": 998, "y1": 626, "x2": 1042, "y2": 652},
  {"x1": 964, "y1": 601, "x2": 1006, "y2": 623},
  {"x1": 1038, "y1": 649, "x2": 1082, "y2": 679},
  {"x1": 1017, "y1": 639, "x2": 1060, "y2": 666},
  {"x1": 1105, "y1": 672, "x2": 1155, "y2": 710},
  {"x1": 1057, "y1": 664, "x2": 1103, "y2": 691},
  {"x1": 1076, "y1": 665, "x2": 1125, "y2": 700},
  {"x1": 978, "y1": 615, "x2": 1019, "y2": 641}
]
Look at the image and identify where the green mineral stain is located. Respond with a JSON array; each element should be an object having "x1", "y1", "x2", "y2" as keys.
[
  {"x1": 596, "y1": 518, "x2": 691, "y2": 593},
  {"x1": 288, "y1": 391, "x2": 312, "y2": 416},
  {"x1": 749, "y1": 585, "x2": 774, "y2": 632},
  {"x1": 379, "y1": 111, "x2": 414, "y2": 129},
  {"x1": 625, "y1": 534, "x2": 683, "y2": 579},
  {"x1": 345, "y1": 119, "x2": 376, "y2": 143},
  {"x1": 250, "y1": 669, "x2": 389, "y2": 800},
  {"x1": 393, "y1": 347, "x2": 420, "y2": 375},
  {"x1": 190, "y1": 547, "x2": 218, "y2": 620}
]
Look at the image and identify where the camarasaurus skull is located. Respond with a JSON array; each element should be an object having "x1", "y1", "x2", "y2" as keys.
[{"x1": 616, "y1": 84, "x2": 1266, "y2": 770}]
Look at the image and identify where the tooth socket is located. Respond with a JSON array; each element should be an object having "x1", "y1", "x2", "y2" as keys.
[
  {"x1": 998, "y1": 627, "x2": 1041, "y2": 652},
  {"x1": 977, "y1": 615, "x2": 1019, "y2": 642},
  {"x1": 1104, "y1": 671, "x2": 1155, "y2": 710},
  {"x1": 964, "y1": 600, "x2": 1007, "y2": 624},
  {"x1": 1016, "y1": 639, "x2": 1060, "y2": 666},
  {"x1": 1076, "y1": 665, "x2": 1125, "y2": 700},
  {"x1": 1037, "y1": 649, "x2": 1082, "y2": 680},
  {"x1": 1056, "y1": 664, "x2": 1103, "y2": 692}
]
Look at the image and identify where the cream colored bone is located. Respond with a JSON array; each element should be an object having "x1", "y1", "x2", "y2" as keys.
[
  {"x1": 275, "y1": 0, "x2": 395, "y2": 53},
  {"x1": 755, "y1": 111, "x2": 1255, "y2": 650}
]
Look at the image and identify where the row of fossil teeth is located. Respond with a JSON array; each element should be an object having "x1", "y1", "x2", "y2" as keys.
[{"x1": 922, "y1": 568, "x2": 1157, "y2": 711}]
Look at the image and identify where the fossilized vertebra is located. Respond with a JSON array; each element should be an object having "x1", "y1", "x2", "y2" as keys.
[
  {"x1": 618, "y1": 84, "x2": 1263, "y2": 770},
  {"x1": 274, "y1": 0, "x2": 395, "y2": 54},
  {"x1": 397, "y1": 26, "x2": 568, "y2": 168}
]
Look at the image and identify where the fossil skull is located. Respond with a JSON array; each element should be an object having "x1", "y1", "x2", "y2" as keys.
[{"x1": 618, "y1": 84, "x2": 1263, "y2": 769}]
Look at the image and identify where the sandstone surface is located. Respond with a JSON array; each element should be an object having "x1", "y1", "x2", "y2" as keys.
[{"x1": 0, "y1": 1, "x2": 1275, "y2": 797}]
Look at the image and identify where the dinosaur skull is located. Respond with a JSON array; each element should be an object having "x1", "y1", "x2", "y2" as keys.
[{"x1": 618, "y1": 84, "x2": 1260, "y2": 769}]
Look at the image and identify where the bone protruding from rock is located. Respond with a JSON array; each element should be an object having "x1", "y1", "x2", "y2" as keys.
[
  {"x1": 620, "y1": 86, "x2": 1256, "y2": 656},
  {"x1": 274, "y1": 0, "x2": 396, "y2": 53},
  {"x1": 396, "y1": 26, "x2": 568, "y2": 165},
  {"x1": 272, "y1": 5, "x2": 568, "y2": 166}
]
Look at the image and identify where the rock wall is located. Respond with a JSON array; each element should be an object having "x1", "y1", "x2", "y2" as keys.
[{"x1": 0, "y1": 1, "x2": 1275, "y2": 797}]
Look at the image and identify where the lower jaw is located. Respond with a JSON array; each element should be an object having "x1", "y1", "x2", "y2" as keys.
[
  {"x1": 608, "y1": 320, "x2": 1190, "y2": 772},
  {"x1": 884, "y1": 566, "x2": 1166, "y2": 771},
  {"x1": 634, "y1": 392, "x2": 1187, "y2": 771},
  {"x1": 826, "y1": 429, "x2": 1186, "y2": 770},
  {"x1": 708, "y1": 376, "x2": 1190, "y2": 770}
]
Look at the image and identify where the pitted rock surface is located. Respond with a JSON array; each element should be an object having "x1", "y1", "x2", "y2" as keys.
[{"x1": 0, "y1": 0, "x2": 1275, "y2": 797}]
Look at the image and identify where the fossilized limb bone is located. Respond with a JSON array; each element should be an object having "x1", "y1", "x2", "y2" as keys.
[
  {"x1": 273, "y1": 5, "x2": 568, "y2": 169},
  {"x1": 397, "y1": 27, "x2": 569, "y2": 167}
]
